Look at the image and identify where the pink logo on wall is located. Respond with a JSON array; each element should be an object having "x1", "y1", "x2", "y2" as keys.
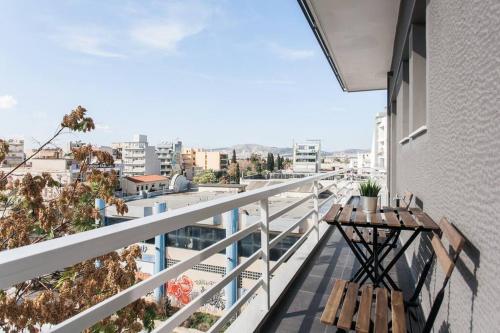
[{"x1": 167, "y1": 275, "x2": 194, "y2": 305}]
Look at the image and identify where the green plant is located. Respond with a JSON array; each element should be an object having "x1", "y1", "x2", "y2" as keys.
[{"x1": 359, "y1": 179, "x2": 381, "y2": 197}]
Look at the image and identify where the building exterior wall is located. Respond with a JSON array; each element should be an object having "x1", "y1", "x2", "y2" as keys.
[
  {"x1": 292, "y1": 141, "x2": 321, "y2": 173},
  {"x1": 1, "y1": 139, "x2": 25, "y2": 167},
  {"x1": 370, "y1": 112, "x2": 387, "y2": 171},
  {"x1": 195, "y1": 151, "x2": 228, "y2": 171},
  {"x1": 390, "y1": 1, "x2": 500, "y2": 331},
  {"x1": 119, "y1": 135, "x2": 161, "y2": 176}
]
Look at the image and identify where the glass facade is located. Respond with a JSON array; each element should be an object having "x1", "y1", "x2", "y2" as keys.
[{"x1": 145, "y1": 225, "x2": 299, "y2": 261}]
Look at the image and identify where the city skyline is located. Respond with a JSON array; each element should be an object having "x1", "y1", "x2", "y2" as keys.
[{"x1": 0, "y1": 0, "x2": 386, "y2": 151}]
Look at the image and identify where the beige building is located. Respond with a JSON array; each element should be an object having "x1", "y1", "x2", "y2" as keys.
[
  {"x1": 121, "y1": 175, "x2": 169, "y2": 196},
  {"x1": 195, "y1": 151, "x2": 228, "y2": 171}
]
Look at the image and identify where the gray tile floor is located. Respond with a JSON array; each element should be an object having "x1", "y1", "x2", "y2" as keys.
[{"x1": 259, "y1": 225, "x2": 423, "y2": 333}]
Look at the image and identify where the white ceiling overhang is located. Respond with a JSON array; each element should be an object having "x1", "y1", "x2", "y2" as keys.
[{"x1": 300, "y1": 0, "x2": 400, "y2": 92}]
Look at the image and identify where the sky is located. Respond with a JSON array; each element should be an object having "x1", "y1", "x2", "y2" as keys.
[{"x1": 0, "y1": 0, "x2": 386, "y2": 152}]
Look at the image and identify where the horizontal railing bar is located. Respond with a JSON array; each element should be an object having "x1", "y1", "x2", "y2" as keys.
[
  {"x1": 270, "y1": 225, "x2": 314, "y2": 275},
  {"x1": 51, "y1": 223, "x2": 260, "y2": 332},
  {"x1": 319, "y1": 182, "x2": 337, "y2": 194},
  {"x1": 153, "y1": 250, "x2": 262, "y2": 333},
  {"x1": 268, "y1": 193, "x2": 313, "y2": 222},
  {"x1": 207, "y1": 278, "x2": 264, "y2": 333},
  {"x1": 269, "y1": 208, "x2": 314, "y2": 249},
  {"x1": 0, "y1": 171, "x2": 341, "y2": 289}
]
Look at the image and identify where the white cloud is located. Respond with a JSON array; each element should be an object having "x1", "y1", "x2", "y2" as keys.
[
  {"x1": 130, "y1": 1, "x2": 215, "y2": 52},
  {"x1": 131, "y1": 21, "x2": 205, "y2": 52},
  {"x1": 59, "y1": 29, "x2": 125, "y2": 58},
  {"x1": 0, "y1": 95, "x2": 17, "y2": 109},
  {"x1": 269, "y1": 43, "x2": 315, "y2": 60}
]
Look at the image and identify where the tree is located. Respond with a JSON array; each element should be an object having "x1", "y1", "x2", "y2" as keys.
[
  {"x1": 227, "y1": 162, "x2": 240, "y2": 184},
  {"x1": 276, "y1": 154, "x2": 283, "y2": 170},
  {"x1": 231, "y1": 149, "x2": 237, "y2": 164},
  {"x1": 266, "y1": 152, "x2": 274, "y2": 171},
  {"x1": 0, "y1": 106, "x2": 156, "y2": 333},
  {"x1": 193, "y1": 169, "x2": 218, "y2": 184}
]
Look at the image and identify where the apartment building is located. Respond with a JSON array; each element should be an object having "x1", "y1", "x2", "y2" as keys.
[
  {"x1": 1, "y1": 139, "x2": 25, "y2": 167},
  {"x1": 114, "y1": 135, "x2": 160, "y2": 177},
  {"x1": 156, "y1": 140, "x2": 182, "y2": 177},
  {"x1": 292, "y1": 140, "x2": 321, "y2": 173},
  {"x1": 195, "y1": 150, "x2": 229, "y2": 171},
  {"x1": 371, "y1": 111, "x2": 388, "y2": 171}
]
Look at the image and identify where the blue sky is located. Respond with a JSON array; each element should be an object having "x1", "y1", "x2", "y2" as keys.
[{"x1": 0, "y1": 0, "x2": 386, "y2": 152}]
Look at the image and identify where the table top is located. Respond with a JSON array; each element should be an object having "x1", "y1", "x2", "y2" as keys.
[{"x1": 324, "y1": 204, "x2": 440, "y2": 231}]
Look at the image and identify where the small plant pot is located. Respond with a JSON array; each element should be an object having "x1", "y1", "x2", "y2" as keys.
[{"x1": 360, "y1": 196, "x2": 378, "y2": 213}]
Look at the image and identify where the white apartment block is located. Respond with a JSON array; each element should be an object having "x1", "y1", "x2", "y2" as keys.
[
  {"x1": 1, "y1": 139, "x2": 25, "y2": 167},
  {"x1": 116, "y1": 135, "x2": 160, "y2": 177},
  {"x1": 371, "y1": 111, "x2": 387, "y2": 171},
  {"x1": 292, "y1": 140, "x2": 321, "y2": 173},
  {"x1": 156, "y1": 140, "x2": 182, "y2": 177}
]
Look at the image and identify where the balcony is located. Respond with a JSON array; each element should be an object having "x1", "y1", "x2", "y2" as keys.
[{"x1": 0, "y1": 171, "x2": 366, "y2": 332}]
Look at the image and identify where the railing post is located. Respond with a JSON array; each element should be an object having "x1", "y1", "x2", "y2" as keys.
[
  {"x1": 153, "y1": 202, "x2": 167, "y2": 303},
  {"x1": 313, "y1": 180, "x2": 319, "y2": 242},
  {"x1": 259, "y1": 198, "x2": 270, "y2": 311},
  {"x1": 223, "y1": 208, "x2": 239, "y2": 309},
  {"x1": 95, "y1": 198, "x2": 106, "y2": 226}
]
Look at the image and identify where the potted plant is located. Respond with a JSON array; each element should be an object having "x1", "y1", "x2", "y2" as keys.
[{"x1": 359, "y1": 179, "x2": 381, "y2": 213}]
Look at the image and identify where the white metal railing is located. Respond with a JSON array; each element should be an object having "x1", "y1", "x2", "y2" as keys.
[{"x1": 0, "y1": 170, "x2": 355, "y2": 332}]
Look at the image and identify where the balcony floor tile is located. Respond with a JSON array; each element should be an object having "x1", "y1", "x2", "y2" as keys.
[{"x1": 259, "y1": 225, "x2": 423, "y2": 332}]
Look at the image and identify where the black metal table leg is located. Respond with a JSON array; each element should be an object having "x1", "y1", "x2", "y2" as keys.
[{"x1": 334, "y1": 222, "x2": 376, "y2": 283}]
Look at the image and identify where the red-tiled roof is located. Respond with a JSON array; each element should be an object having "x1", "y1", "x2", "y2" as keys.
[{"x1": 125, "y1": 175, "x2": 169, "y2": 183}]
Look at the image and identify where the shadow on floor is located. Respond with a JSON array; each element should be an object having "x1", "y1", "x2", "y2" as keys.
[{"x1": 259, "y1": 225, "x2": 423, "y2": 333}]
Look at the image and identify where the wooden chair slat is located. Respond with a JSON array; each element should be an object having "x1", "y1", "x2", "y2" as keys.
[
  {"x1": 374, "y1": 287, "x2": 388, "y2": 333},
  {"x1": 355, "y1": 285, "x2": 373, "y2": 333},
  {"x1": 345, "y1": 226, "x2": 354, "y2": 239},
  {"x1": 339, "y1": 205, "x2": 353, "y2": 224},
  {"x1": 391, "y1": 290, "x2": 406, "y2": 333},
  {"x1": 320, "y1": 279, "x2": 347, "y2": 325},
  {"x1": 324, "y1": 204, "x2": 342, "y2": 222},
  {"x1": 439, "y1": 217, "x2": 465, "y2": 253},
  {"x1": 431, "y1": 235, "x2": 455, "y2": 278},
  {"x1": 413, "y1": 211, "x2": 440, "y2": 230},
  {"x1": 378, "y1": 229, "x2": 387, "y2": 239},
  {"x1": 402, "y1": 191, "x2": 413, "y2": 209},
  {"x1": 363, "y1": 228, "x2": 371, "y2": 243},
  {"x1": 383, "y1": 211, "x2": 401, "y2": 227},
  {"x1": 337, "y1": 282, "x2": 359, "y2": 330},
  {"x1": 400, "y1": 211, "x2": 419, "y2": 228}
]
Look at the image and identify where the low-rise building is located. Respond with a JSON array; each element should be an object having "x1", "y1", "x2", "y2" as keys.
[{"x1": 121, "y1": 175, "x2": 169, "y2": 196}]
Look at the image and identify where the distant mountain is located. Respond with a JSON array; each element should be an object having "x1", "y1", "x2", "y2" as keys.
[{"x1": 210, "y1": 144, "x2": 369, "y2": 158}]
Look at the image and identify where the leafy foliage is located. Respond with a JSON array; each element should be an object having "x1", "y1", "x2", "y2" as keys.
[
  {"x1": 193, "y1": 170, "x2": 218, "y2": 184},
  {"x1": 358, "y1": 179, "x2": 381, "y2": 197},
  {"x1": 0, "y1": 107, "x2": 158, "y2": 332}
]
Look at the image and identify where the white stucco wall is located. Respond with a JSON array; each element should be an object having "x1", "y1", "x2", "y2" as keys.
[{"x1": 391, "y1": 1, "x2": 500, "y2": 331}]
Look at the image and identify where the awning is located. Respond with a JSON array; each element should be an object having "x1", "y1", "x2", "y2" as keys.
[{"x1": 299, "y1": 0, "x2": 400, "y2": 92}]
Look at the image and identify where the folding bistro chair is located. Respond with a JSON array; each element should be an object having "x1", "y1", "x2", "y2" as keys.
[{"x1": 320, "y1": 217, "x2": 465, "y2": 333}]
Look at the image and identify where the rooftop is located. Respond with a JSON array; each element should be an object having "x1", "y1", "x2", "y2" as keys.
[{"x1": 125, "y1": 175, "x2": 169, "y2": 183}]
